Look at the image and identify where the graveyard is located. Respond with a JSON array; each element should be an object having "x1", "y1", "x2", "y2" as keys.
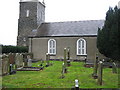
[
  {"x1": 2, "y1": 60, "x2": 119, "y2": 88},
  {"x1": 1, "y1": 49, "x2": 119, "y2": 89}
]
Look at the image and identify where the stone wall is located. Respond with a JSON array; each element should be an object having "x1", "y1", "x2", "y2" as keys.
[
  {"x1": 17, "y1": 1, "x2": 45, "y2": 46},
  {"x1": 29, "y1": 36, "x2": 104, "y2": 61}
]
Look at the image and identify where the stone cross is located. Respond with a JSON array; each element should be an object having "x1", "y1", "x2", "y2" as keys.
[{"x1": 98, "y1": 61, "x2": 103, "y2": 85}]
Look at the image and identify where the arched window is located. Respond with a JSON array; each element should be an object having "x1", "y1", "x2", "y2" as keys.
[
  {"x1": 48, "y1": 39, "x2": 56, "y2": 55},
  {"x1": 77, "y1": 38, "x2": 87, "y2": 55}
]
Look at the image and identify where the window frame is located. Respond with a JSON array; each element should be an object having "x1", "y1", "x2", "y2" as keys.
[
  {"x1": 77, "y1": 38, "x2": 87, "y2": 55},
  {"x1": 48, "y1": 39, "x2": 56, "y2": 55}
]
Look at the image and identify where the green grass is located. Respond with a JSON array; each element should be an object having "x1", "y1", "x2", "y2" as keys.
[{"x1": 2, "y1": 61, "x2": 119, "y2": 88}]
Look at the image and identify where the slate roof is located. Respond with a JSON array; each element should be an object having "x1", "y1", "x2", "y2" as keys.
[{"x1": 29, "y1": 20, "x2": 104, "y2": 37}]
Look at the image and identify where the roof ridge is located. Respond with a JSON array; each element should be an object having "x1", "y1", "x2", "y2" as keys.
[{"x1": 43, "y1": 19, "x2": 104, "y2": 24}]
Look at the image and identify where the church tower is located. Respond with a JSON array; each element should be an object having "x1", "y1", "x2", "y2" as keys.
[{"x1": 17, "y1": 0, "x2": 45, "y2": 46}]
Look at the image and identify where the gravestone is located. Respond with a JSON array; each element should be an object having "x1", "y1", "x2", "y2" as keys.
[
  {"x1": 92, "y1": 54, "x2": 98, "y2": 79},
  {"x1": 112, "y1": 62, "x2": 117, "y2": 73},
  {"x1": 67, "y1": 48, "x2": 71, "y2": 66},
  {"x1": 15, "y1": 53, "x2": 23, "y2": 68},
  {"x1": 23, "y1": 53, "x2": 28, "y2": 67},
  {"x1": 98, "y1": 61, "x2": 103, "y2": 85},
  {"x1": 61, "y1": 63, "x2": 65, "y2": 78},
  {"x1": 64, "y1": 48, "x2": 67, "y2": 73},
  {"x1": 8, "y1": 53, "x2": 15, "y2": 64},
  {"x1": 75, "y1": 79, "x2": 79, "y2": 89},
  {"x1": 2, "y1": 55, "x2": 9, "y2": 76},
  {"x1": 27, "y1": 55, "x2": 32, "y2": 67},
  {"x1": 67, "y1": 48, "x2": 70, "y2": 60}
]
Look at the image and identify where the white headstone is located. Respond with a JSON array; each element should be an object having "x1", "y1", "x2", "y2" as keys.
[{"x1": 75, "y1": 79, "x2": 79, "y2": 87}]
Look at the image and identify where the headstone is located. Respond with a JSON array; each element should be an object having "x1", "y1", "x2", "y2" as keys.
[
  {"x1": 64, "y1": 48, "x2": 67, "y2": 73},
  {"x1": 67, "y1": 48, "x2": 70, "y2": 60},
  {"x1": 75, "y1": 79, "x2": 79, "y2": 90},
  {"x1": 67, "y1": 48, "x2": 71, "y2": 66},
  {"x1": 2, "y1": 55, "x2": 9, "y2": 75},
  {"x1": 15, "y1": 53, "x2": 23, "y2": 68},
  {"x1": 61, "y1": 63, "x2": 65, "y2": 78},
  {"x1": 27, "y1": 55, "x2": 32, "y2": 67},
  {"x1": 98, "y1": 61, "x2": 103, "y2": 85},
  {"x1": 8, "y1": 53, "x2": 15, "y2": 64},
  {"x1": 112, "y1": 62, "x2": 117, "y2": 73},
  {"x1": 23, "y1": 53, "x2": 28, "y2": 67},
  {"x1": 92, "y1": 53, "x2": 98, "y2": 79}
]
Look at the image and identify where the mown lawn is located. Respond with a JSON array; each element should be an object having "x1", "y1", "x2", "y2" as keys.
[{"x1": 2, "y1": 61, "x2": 119, "y2": 88}]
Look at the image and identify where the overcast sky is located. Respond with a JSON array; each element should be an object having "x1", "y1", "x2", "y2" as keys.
[{"x1": 0, "y1": 0, "x2": 119, "y2": 45}]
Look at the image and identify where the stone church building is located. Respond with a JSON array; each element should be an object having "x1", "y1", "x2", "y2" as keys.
[{"x1": 17, "y1": 0, "x2": 104, "y2": 60}]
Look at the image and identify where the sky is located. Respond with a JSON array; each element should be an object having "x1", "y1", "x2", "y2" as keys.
[{"x1": 0, "y1": 0, "x2": 119, "y2": 46}]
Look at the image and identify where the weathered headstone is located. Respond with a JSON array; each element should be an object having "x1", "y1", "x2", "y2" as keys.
[
  {"x1": 2, "y1": 55, "x2": 9, "y2": 75},
  {"x1": 15, "y1": 53, "x2": 23, "y2": 68},
  {"x1": 67, "y1": 48, "x2": 70, "y2": 60},
  {"x1": 112, "y1": 62, "x2": 117, "y2": 73},
  {"x1": 23, "y1": 53, "x2": 28, "y2": 67},
  {"x1": 8, "y1": 53, "x2": 15, "y2": 64},
  {"x1": 67, "y1": 48, "x2": 71, "y2": 66},
  {"x1": 64, "y1": 48, "x2": 67, "y2": 73},
  {"x1": 98, "y1": 61, "x2": 103, "y2": 85},
  {"x1": 27, "y1": 55, "x2": 32, "y2": 67},
  {"x1": 61, "y1": 63, "x2": 65, "y2": 78},
  {"x1": 92, "y1": 53, "x2": 98, "y2": 79}
]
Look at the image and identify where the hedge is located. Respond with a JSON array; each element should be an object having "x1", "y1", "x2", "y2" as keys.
[{"x1": 2, "y1": 45, "x2": 28, "y2": 53}]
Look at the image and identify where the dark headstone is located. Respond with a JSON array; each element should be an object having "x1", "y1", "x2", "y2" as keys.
[
  {"x1": 8, "y1": 53, "x2": 15, "y2": 64},
  {"x1": 92, "y1": 54, "x2": 98, "y2": 79}
]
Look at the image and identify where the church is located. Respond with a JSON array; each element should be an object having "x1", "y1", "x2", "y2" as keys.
[{"x1": 17, "y1": 0, "x2": 105, "y2": 61}]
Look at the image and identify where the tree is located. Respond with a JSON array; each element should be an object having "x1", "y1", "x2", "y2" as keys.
[{"x1": 97, "y1": 6, "x2": 119, "y2": 61}]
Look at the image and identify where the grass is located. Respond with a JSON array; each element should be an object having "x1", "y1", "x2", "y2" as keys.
[{"x1": 2, "y1": 61, "x2": 119, "y2": 88}]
